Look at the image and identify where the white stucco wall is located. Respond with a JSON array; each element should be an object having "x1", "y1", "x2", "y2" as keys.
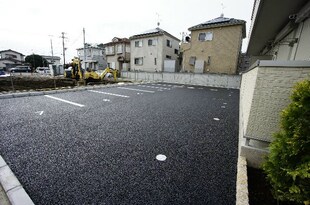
[
  {"x1": 240, "y1": 67, "x2": 258, "y2": 137},
  {"x1": 239, "y1": 61, "x2": 310, "y2": 168},
  {"x1": 130, "y1": 34, "x2": 179, "y2": 72},
  {"x1": 266, "y1": 18, "x2": 310, "y2": 61},
  {"x1": 0, "y1": 51, "x2": 24, "y2": 61},
  {"x1": 121, "y1": 71, "x2": 241, "y2": 88}
]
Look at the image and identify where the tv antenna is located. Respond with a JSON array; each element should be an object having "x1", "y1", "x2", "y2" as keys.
[
  {"x1": 156, "y1": 13, "x2": 162, "y2": 27},
  {"x1": 221, "y1": 3, "x2": 226, "y2": 17}
]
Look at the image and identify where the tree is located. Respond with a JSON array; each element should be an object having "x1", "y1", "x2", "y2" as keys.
[
  {"x1": 263, "y1": 80, "x2": 310, "y2": 205},
  {"x1": 25, "y1": 54, "x2": 49, "y2": 70}
]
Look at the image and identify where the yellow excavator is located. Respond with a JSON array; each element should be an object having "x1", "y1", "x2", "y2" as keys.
[{"x1": 64, "y1": 58, "x2": 118, "y2": 83}]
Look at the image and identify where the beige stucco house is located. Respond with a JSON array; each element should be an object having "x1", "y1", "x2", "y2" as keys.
[
  {"x1": 181, "y1": 16, "x2": 246, "y2": 74},
  {"x1": 0, "y1": 49, "x2": 25, "y2": 71},
  {"x1": 129, "y1": 28, "x2": 180, "y2": 72},
  {"x1": 103, "y1": 37, "x2": 130, "y2": 71}
]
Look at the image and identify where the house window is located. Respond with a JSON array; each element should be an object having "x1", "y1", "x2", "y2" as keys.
[
  {"x1": 166, "y1": 39, "x2": 172, "y2": 47},
  {"x1": 189, "y1": 56, "x2": 196, "y2": 65},
  {"x1": 166, "y1": 55, "x2": 171, "y2": 59},
  {"x1": 198, "y1": 32, "x2": 213, "y2": 41},
  {"x1": 174, "y1": 49, "x2": 179, "y2": 54},
  {"x1": 106, "y1": 46, "x2": 115, "y2": 55},
  {"x1": 117, "y1": 45, "x2": 123, "y2": 54},
  {"x1": 135, "y1": 40, "x2": 142, "y2": 47},
  {"x1": 134, "y1": 57, "x2": 143, "y2": 65},
  {"x1": 148, "y1": 39, "x2": 157, "y2": 46}
]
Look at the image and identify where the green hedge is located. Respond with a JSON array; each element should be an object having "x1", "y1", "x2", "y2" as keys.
[{"x1": 262, "y1": 80, "x2": 310, "y2": 205}]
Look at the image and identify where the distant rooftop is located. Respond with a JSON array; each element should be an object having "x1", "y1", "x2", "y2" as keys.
[
  {"x1": 189, "y1": 16, "x2": 246, "y2": 38},
  {"x1": 0, "y1": 49, "x2": 25, "y2": 56},
  {"x1": 103, "y1": 37, "x2": 130, "y2": 46},
  {"x1": 130, "y1": 27, "x2": 180, "y2": 41}
]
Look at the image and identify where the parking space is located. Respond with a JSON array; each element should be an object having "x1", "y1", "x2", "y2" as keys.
[{"x1": 0, "y1": 83, "x2": 239, "y2": 204}]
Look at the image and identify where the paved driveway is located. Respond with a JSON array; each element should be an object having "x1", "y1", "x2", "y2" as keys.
[{"x1": 0, "y1": 83, "x2": 239, "y2": 204}]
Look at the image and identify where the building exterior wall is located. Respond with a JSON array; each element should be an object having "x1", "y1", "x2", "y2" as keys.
[
  {"x1": 295, "y1": 18, "x2": 310, "y2": 60},
  {"x1": 121, "y1": 71, "x2": 241, "y2": 88},
  {"x1": 240, "y1": 67, "x2": 258, "y2": 136},
  {"x1": 239, "y1": 62, "x2": 310, "y2": 168},
  {"x1": 77, "y1": 47, "x2": 106, "y2": 70},
  {"x1": 106, "y1": 43, "x2": 130, "y2": 70},
  {"x1": 0, "y1": 50, "x2": 25, "y2": 70},
  {"x1": 182, "y1": 25, "x2": 243, "y2": 74},
  {"x1": 265, "y1": 18, "x2": 310, "y2": 61},
  {"x1": 0, "y1": 50, "x2": 24, "y2": 61},
  {"x1": 130, "y1": 35, "x2": 179, "y2": 72},
  {"x1": 0, "y1": 59, "x2": 20, "y2": 70}
]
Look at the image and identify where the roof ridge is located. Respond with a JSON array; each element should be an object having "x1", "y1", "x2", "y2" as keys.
[{"x1": 188, "y1": 16, "x2": 245, "y2": 31}]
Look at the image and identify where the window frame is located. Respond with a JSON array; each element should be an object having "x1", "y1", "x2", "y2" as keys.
[
  {"x1": 134, "y1": 57, "x2": 143, "y2": 65},
  {"x1": 135, "y1": 40, "x2": 142, "y2": 47},
  {"x1": 198, "y1": 32, "x2": 213, "y2": 41},
  {"x1": 166, "y1": 39, "x2": 172, "y2": 47}
]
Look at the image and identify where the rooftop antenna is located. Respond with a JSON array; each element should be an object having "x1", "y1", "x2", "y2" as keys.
[
  {"x1": 221, "y1": 3, "x2": 226, "y2": 17},
  {"x1": 156, "y1": 12, "x2": 161, "y2": 27}
]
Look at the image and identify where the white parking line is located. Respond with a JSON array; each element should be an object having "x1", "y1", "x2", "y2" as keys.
[
  {"x1": 45, "y1": 95, "x2": 85, "y2": 107},
  {"x1": 88, "y1": 90, "x2": 129, "y2": 98},
  {"x1": 117, "y1": 87, "x2": 155, "y2": 93}
]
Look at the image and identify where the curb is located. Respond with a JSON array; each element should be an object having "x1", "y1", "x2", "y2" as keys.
[
  {"x1": 236, "y1": 156, "x2": 249, "y2": 205},
  {"x1": 0, "y1": 155, "x2": 34, "y2": 205},
  {"x1": 0, "y1": 81, "x2": 137, "y2": 100}
]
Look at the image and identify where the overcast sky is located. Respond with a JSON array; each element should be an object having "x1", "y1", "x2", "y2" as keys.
[{"x1": 0, "y1": 0, "x2": 254, "y2": 63}]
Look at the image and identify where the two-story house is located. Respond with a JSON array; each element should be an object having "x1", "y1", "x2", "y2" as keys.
[
  {"x1": 181, "y1": 16, "x2": 246, "y2": 74},
  {"x1": 0, "y1": 49, "x2": 25, "y2": 71},
  {"x1": 103, "y1": 37, "x2": 130, "y2": 71},
  {"x1": 77, "y1": 45, "x2": 107, "y2": 70},
  {"x1": 129, "y1": 28, "x2": 180, "y2": 72}
]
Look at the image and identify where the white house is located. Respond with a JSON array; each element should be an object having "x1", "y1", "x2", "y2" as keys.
[
  {"x1": 247, "y1": 0, "x2": 310, "y2": 64},
  {"x1": 0, "y1": 49, "x2": 25, "y2": 71},
  {"x1": 77, "y1": 45, "x2": 107, "y2": 70},
  {"x1": 129, "y1": 28, "x2": 180, "y2": 72},
  {"x1": 239, "y1": 0, "x2": 310, "y2": 168}
]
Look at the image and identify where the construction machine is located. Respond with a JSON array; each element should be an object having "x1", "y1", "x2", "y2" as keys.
[{"x1": 64, "y1": 58, "x2": 118, "y2": 83}]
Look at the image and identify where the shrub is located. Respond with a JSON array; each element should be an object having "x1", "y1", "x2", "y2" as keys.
[{"x1": 262, "y1": 80, "x2": 310, "y2": 205}]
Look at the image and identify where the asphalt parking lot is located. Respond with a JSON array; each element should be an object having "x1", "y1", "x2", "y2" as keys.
[{"x1": 0, "y1": 83, "x2": 239, "y2": 205}]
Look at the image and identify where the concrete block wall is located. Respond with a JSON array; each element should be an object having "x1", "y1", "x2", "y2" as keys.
[
  {"x1": 121, "y1": 71, "x2": 241, "y2": 89},
  {"x1": 239, "y1": 61, "x2": 310, "y2": 168},
  {"x1": 246, "y1": 66, "x2": 310, "y2": 141}
]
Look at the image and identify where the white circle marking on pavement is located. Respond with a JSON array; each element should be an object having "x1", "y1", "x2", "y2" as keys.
[{"x1": 156, "y1": 154, "x2": 167, "y2": 161}]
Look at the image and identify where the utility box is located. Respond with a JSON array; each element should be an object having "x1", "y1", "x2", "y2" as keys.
[{"x1": 195, "y1": 60, "x2": 204, "y2": 73}]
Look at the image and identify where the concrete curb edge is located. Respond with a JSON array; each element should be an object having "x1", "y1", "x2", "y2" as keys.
[
  {"x1": 236, "y1": 156, "x2": 249, "y2": 205},
  {"x1": 0, "y1": 155, "x2": 34, "y2": 205}
]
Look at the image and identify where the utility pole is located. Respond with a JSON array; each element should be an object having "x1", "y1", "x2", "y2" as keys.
[
  {"x1": 49, "y1": 35, "x2": 54, "y2": 64},
  {"x1": 83, "y1": 28, "x2": 86, "y2": 71},
  {"x1": 61, "y1": 32, "x2": 66, "y2": 68}
]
